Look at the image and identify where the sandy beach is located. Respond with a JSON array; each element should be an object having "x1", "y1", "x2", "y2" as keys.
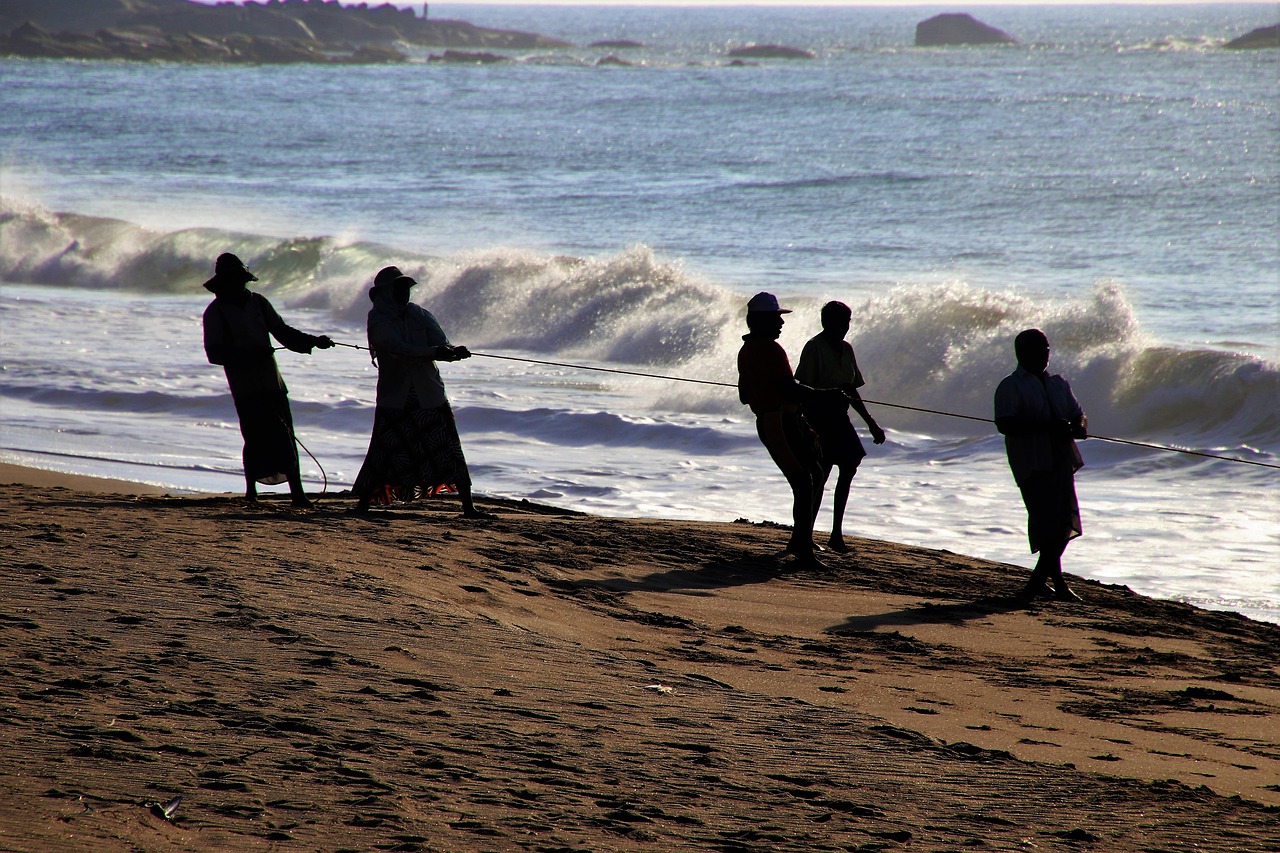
[{"x1": 0, "y1": 466, "x2": 1276, "y2": 852}]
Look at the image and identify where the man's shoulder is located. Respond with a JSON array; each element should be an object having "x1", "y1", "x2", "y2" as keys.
[{"x1": 995, "y1": 369, "x2": 1025, "y2": 393}]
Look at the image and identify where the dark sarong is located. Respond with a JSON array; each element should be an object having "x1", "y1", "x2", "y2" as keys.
[
  {"x1": 755, "y1": 410, "x2": 824, "y2": 542},
  {"x1": 802, "y1": 398, "x2": 867, "y2": 470},
  {"x1": 353, "y1": 399, "x2": 470, "y2": 505},
  {"x1": 232, "y1": 389, "x2": 299, "y2": 485},
  {"x1": 1018, "y1": 466, "x2": 1082, "y2": 554}
]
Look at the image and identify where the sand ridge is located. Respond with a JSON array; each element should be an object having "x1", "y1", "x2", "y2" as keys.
[{"x1": 0, "y1": 478, "x2": 1277, "y2": 851}]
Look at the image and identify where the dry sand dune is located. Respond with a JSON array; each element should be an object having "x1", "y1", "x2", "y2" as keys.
[{"x1": 1, "y1": 470, "x2": 1277, "y2": 851}]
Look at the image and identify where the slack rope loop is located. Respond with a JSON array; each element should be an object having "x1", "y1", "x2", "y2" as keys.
[
  {"x1": 308, "y1": 342, "x2": 1279, "y2": 471},
  {"x1": 294, "y1": 431, "x2": 328, "y2": 497}
]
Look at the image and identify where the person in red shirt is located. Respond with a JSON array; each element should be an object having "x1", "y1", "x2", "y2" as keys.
[{"x1": 737, "y1": 292, "x2": 843, "y2": 569}]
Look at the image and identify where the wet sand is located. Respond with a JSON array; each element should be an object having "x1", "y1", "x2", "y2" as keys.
[{"x1": 1, "y1": 467, "x2": 1277, "y2": 851}]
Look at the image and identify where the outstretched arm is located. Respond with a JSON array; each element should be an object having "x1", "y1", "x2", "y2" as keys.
[
  {"x1": 845, "y1": 387, "x2": 885, "y2": 444},
  {"x1": 260, "y1": 296, "x2": 332, "y2": 354}
]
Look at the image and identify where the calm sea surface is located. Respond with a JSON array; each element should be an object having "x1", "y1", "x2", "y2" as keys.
[{"x1": 1, "y1": 4, "x2": 1276, "y2": 621}]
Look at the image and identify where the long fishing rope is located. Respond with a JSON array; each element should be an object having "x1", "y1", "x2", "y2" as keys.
[
  {"x1": 297, "y1": 342, "x2": 1279, "y2": 471},
  {"x1": 270, "y1": 345, "x2": 337, "y2": 496}
]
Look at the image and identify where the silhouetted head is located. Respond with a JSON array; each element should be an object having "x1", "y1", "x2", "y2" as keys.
[
  {"x1": 203, "y1": 252, "x2": 257, "y2": 294},
  {"x1": 373, "y1": 266, "x2": 403, "y2": 288},
  {"x1": 1015, "y1": 328, "x2": 1051, "y2": 374},
  {"x1": 389, "y1": 275, "x2": 416, "y2": 307},
  {"x1": 368, "y1": 265, "x2": 405, "y2": 303},
  {"x1": 745, "y1": 291, "x2": 790, "y2": 338},
  {"x1": 820, "y1": 300, "x2": 851, "y2": 338}
]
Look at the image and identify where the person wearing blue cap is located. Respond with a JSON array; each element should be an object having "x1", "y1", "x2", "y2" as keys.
[
  {"x1": 201, "y1": 252, "x2": 334, "y2": 507},
  {"x1": 736, "y1": 292, "x2": 843, "y2": 569}
]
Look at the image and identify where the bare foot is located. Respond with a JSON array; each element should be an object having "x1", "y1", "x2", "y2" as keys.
[
  {"x1": 461, "y1": 509, "x2": 496, "y2": 520},
  {"x1": 826, "y1": 536, "x2": 851, "y2": 554},
  {"x1": 1053, "y1": 585, "x2": 1083, "y2": 602},
  {"x1": 1017, "y1": 581, "x2": 1055, "y2": 601},
  {"x1": 788, "y1": 552, "x2": 827, "y2": 571}
]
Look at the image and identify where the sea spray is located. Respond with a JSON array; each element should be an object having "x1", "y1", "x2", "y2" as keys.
[{"x1": 3, "y1": 200, "x2": 1276, "y2": 453}]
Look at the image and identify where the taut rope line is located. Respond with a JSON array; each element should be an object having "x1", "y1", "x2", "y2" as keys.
[{"x1": 301, "y1": 342, "x2": 1280, "y2": 471}]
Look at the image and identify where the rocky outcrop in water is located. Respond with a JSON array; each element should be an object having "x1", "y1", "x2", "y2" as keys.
[
  {"x1": 589, "y1": 40, "x2": 645, "y2": 50},
  {"x1": 429, "y1": 50, "x2": 507, "y2": 64},
  {"x1": 0, "y1": 21, "x2": 409, "y2": 63},
  {"x1": 0, "y1": 0, "x2": 570, "y2": 63},
  {"x1": 1224, "y1": 24, "x2": 1279, "y2": 50},
  {"x1": 727, "y1": 44, "x2": 815, "y2": 60},
  {"x1": 915, "y1": 14, "x2": 1016, "y2": 47}
]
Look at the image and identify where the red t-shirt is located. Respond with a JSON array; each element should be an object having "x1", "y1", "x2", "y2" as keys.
[{"x1": 737, "y1": 336, "x2": 795, "y2": 414}]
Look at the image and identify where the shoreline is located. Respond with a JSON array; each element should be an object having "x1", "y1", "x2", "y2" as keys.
[
  {"x1": 0, "y1": 461, "x2": 175, "y2": 496},
  {"x1": 1, "y1": 464, "x2": 1277, "y2": 850}
]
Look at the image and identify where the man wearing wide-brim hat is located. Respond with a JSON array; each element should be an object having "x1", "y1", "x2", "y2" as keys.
[
  {"x1": 202, "y1": 252, "x2": 334, "y2": 506},
  {"x1": 736, "y1": 292, "x2": 844, "y2": 569}
]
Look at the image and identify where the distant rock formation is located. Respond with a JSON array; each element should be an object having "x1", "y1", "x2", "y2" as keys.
[
  {"x1": 915, "y1": 14, "x2": 1016, "y2": 47},
  {"x1": 596, "y1": 54, "x2": 633, "y2": 67},
  {"x1": 0, "y1": 21, "x2": 408, "y2": 63},
  {"x1": 589, "y1": 39, "x2": 645, "y2": 49},
  {"x1": 1224, "y1": 24, "x2": 1279, "y2": 50},
  {"x1": 0, "y1": 0, "x2": 570, "y2": 63},
  {"x1": 727, "y1": 44, "x2": 815, "y2": 60},
  {"x1": 429, "y1": 50, "x2": 507, "y2": 65}
]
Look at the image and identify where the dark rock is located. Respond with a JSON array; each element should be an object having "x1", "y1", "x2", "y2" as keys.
[
  {"x1": 0, "y1": 20, "x2": 408, "y2": 64},
  {"x1": 429, "y1": 50, "x2": 508, "y2": 65},
  {"x1": 1224, "y1": 24, "x2": 1279, "y2": 50},
  {"x1": 339, "y1": 44, "x2": 408, "y2": 65},
  {"x1": 915, "y1": 14, "x2": 1016, "y2": 47},
  {"x1": 596, "y1": 54, "x2": 633, "y2": 67},
  {"x1": 589, "y1": 39, "x2": 645, "y2": 49},
  {"x1": 727, "y1": 44, "x2": 815, "y2": 60},
  {"x1": 0, "y1": 0, "x2": 571, "y2": 62}
]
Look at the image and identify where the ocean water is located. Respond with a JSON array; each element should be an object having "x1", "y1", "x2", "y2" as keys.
[{"x1": 1, "y1": 5, "x2": 1276, "y2": 623}]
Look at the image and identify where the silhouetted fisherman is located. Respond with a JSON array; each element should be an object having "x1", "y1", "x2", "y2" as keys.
[
  {"x1": 737, "y1": 292, "x2": 845, "y2": 569},
  {"x1": 795, "y1": 300, "x2": 886, "y2": 553},
  {"x1": 202, "y1": 252, "x2": 333, "y2": 507},
  {"x1": 994, "y1": 328, "x2": 1088, "y2": 601},
  {"x1": 350, "y1": 267, "x2": 488, "y2": 518}
]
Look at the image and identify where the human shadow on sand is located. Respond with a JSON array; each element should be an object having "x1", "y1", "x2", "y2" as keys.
[
  {"x1": 828, "y1": 598, "x2": 1029, "y2": 634},
  {"x1": 546, "y1": 557, "x2": 783, "y2": 599}
]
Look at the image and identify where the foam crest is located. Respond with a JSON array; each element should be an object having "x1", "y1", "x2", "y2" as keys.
[
  {"x1": 812, "y1": 281, "x2": 1278, "y2": 452},
  {"x1": 0, "y1": 197, "x2": 408, "y2": 303},
  {"x1": 404, "y1": 244, "x2": 740, "y2": 366}
]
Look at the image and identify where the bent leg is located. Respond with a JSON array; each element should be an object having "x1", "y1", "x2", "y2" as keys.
[{"x1": 757, "y1": 413, "x2": 818, "y2": 558}]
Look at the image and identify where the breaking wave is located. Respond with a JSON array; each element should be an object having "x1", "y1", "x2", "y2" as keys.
[{"x1": 3, "y1": 199, "x2": 1276, "y2": 455}]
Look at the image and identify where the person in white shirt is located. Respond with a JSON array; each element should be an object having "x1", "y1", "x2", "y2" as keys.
[{"x1": 794, "y1": 301, "x2": 885, "y2": 554}]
